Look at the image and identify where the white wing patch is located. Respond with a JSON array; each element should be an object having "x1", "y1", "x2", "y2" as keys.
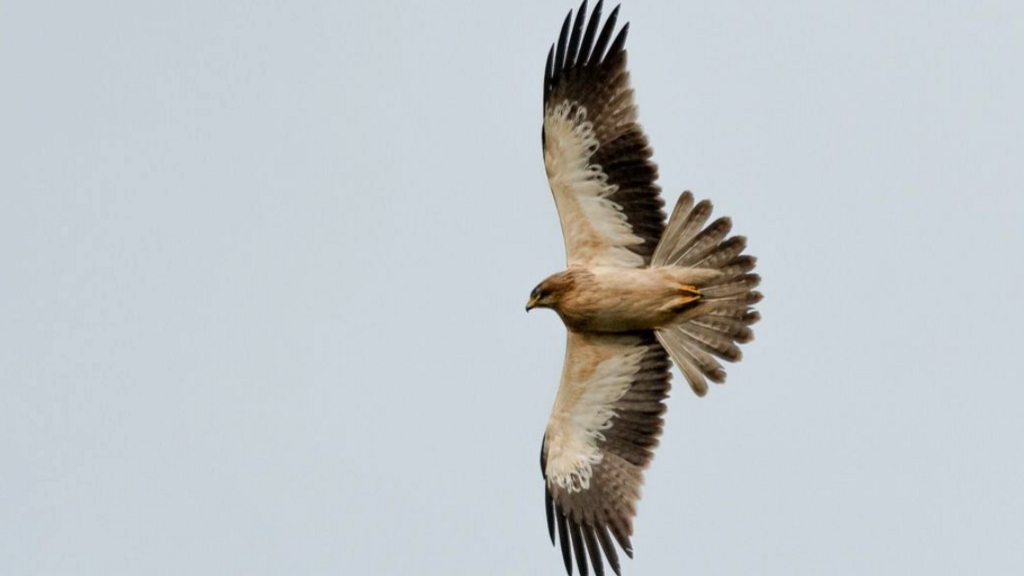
[
  {"x1": 545, "y1": 333, "x2": 646, "y2": 493},
  {"x1": 544, "y1": 101, "x2": 645, "y2": 268}
]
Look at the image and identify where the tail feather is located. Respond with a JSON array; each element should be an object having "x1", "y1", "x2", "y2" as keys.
[
  {"x1": 651, "y1": 192, "x2": 712, "y2": 267},
  {"x1": 652, "y1": 191, "x2": 761, "y2": 396},
  {"x1": 705, "y1": 290, "x2": 764, "y2": 307},
  {"x1": 706, "y1": 308, "x2": 761, "y2": 324},
  {"x1": 700, "y1": 273, "x2": 761, "y2": 299},
  {"x1": 697, "y1": 237, "x2": 748, "y2": 270},
  {"x1": 674, "y1": 291, "x2": 762, "y2": 323},
  {"x1": 690, "y1": 315, "x2": 755, "y2": 344},
  {"x1": 706, "y1": 254, "x2": 756, "y2": 283},
  {"x1": 684, "y1": 346, "x2": 727, "y2": 384},
  {"x1": 671, "y1": 216, "x2": 732, "y2": 267},
  {"x1": 678, "y1": 324, "x2": 743, "y2": 362},
  {"x1": 651, "y1": 191, "x2": 694, "y2": 264},
  {"x1": 655, "y1": 329, "x2": 710, "y2": 397},
  {"x1": 661, "y1": 203, "x2": 713, "y2": 264}
]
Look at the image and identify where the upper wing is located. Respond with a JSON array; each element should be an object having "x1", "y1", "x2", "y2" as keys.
[
  {"x1": 541, "y1": 330, "x2": 671, "y2": 576},
  {"x1": 543, "y1": 1, "x2": 665, "y2": 268}
]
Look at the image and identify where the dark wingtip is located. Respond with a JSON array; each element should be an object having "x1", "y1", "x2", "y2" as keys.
[
  {"x1": 591, "y1": 3, "x2": 620, "y2": 64},
  {"x1": 546, "y1": 487, "x2": 556, "y2": 545},
  {"x1": 570, "y1": 521, "x2": 589, "y2": 576},
  {"x1": 583, "y1": 524, "x2": 605, "y2": 576},
  {"x1": 566, "y1": 0, "x2": 587, "y2": 66},
  {"x1": 579, "y1": 0, "x2": 602, "y2": 65},
  {"x1": 547, "y1": 0, "x2": 628, "y2": 103},
  {"x1": 608, "y1": 21, "x2": 629, "y2": 57},
  {"x1": 557, "y1": 507, "x2": 572, "y2": 575},
  {"x1": 595, "y1": 524, "x2": 621, "y2": 576},
  {"x1": 554, "y1": 9, "x2": 572, "y2": 77}
]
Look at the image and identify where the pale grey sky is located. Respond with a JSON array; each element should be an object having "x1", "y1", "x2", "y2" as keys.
[{"x1": 2, "y1": 1, "x2": 1023, "y2": 574}]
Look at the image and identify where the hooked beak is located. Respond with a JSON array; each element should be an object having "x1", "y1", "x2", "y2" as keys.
[{"x1": 525, "y1": 296, "x2": 540, "y2": 312}]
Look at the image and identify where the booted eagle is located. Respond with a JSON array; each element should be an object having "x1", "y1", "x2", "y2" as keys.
[{"x1": 528, "y1": 2, "x2": 762, "y2": 575}]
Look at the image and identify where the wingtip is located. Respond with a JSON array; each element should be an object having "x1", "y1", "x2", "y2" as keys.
[
  {"x1": 570, "y1": 522, "x2": 589, "y2": 576},
  {"x1": 546, "y1": 489, "x2": 556, "y2": 545},
  {"x1": 616, "y1": 22, "x2": 630, "y2": 52},
  {"x1": 557, "y1": 507, "x2": 573, "y2": 575},
  {"x1": 609, "y1": 4, "x2": 622, "y2": 27}
]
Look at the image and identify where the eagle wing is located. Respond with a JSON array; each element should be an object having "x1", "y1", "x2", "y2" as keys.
[
  {"x1": 543, "y1": 1, "x2": 665, "y2": 268},
  {"x1": 541, "y1": 330, "x2": 671, "y2": 576}
]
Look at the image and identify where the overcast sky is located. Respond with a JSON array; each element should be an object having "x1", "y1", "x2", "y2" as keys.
[{"x1": 3, "y1": 1, "x2": 1023, "y2": 574}]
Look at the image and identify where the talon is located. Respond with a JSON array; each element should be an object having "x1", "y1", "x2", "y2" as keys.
[
  {"x1": 673, "y1": 285, "x2": 701, "y2": 310},
  {"x1": 675, "y1": 294, "x2": 700, "y2": 307},
  {"x1": 679, "y1": 284, "x2": 700, "y2": 297}
]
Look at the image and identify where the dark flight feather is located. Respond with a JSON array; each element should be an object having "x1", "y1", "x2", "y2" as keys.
[
  {"x1": 595, "y1": 524, "x2": 621, "y2": 576},
  {"x1": 579, "y1": 0, "x2": 602, "y2": 67},
  {"x1": 554, "y1": 11, "x2": 571, "y2": 77},
  {"x1": 557, "y1": 505, "x2": 573, "y2": 575},
  {"x1": 583, "y1": 524, "x2": 605, "y2": 576},
  {"x1": 590, "y1": 5, "x2": 619, "y2": 65},
  {"x1": 566, "y1": 1, "x2": 587, "y2": 67},
  {"x1": 570, "y1": 520, "x2": 589, "y2": 576}
]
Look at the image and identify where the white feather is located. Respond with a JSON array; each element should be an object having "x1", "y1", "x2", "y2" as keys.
[
  {"x1": 545, "y1": 333, "x2": 646, "y2": 492},
  {"x1": 544, "y1": 101, "x2": 645, "y2": 268}
]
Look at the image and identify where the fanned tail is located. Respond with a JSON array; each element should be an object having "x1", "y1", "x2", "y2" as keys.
[{"x1": 651, "y1": 191, "x2": 762, "y2": 396}]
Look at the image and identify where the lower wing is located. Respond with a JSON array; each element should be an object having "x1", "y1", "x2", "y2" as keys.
[{"x1": 541, "y1": 330, "x2": 671, "y2": 576}]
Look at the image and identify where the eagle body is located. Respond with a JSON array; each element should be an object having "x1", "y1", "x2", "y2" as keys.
[
  {"x1": 528, "y1": 3, "x2": 762, "y2": 575},
  {"x1": 534, "y1": 266, "x2": 714, "y2": 333}
]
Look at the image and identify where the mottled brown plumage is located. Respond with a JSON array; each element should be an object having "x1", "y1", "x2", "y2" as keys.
[{"x1": 531, "y1": 3, "x2": 761, "y2": 575}]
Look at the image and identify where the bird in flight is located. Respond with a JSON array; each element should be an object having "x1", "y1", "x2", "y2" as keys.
[{"x1": 529, "y1": 2, "x2": 762, "y2": 574}]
